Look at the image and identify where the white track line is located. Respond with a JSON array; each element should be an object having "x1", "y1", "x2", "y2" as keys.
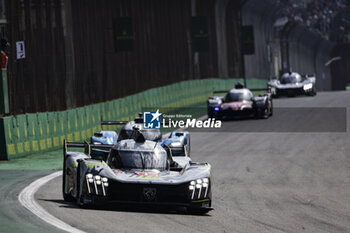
[{"x1": 18, "y1": 171, "x2": 86, "y2": 233}]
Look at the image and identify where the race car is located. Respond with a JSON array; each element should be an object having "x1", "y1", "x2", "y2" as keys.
[
  {"x1": 268, "y1": 72, "x2": 316, "y2": 97},
  {"x1": 91, "y1": 114, "x2": 191, "y2": 158},
  {"x1": 90, "y1": 120, "x2": 126, "y2": 160},
  {"x1": 162, "y1": 131, "x2": 190, "y2": 157},
  {"x1": 62, "y1": 129, "x2": 213, "y2": 214},
  {"x1": 207, "y1": 84, "x2": 272, "y2": 120}
]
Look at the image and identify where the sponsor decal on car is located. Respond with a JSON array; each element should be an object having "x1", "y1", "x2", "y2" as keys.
[{"x1": 134, "y1": 171, "x2": 160, "y2": 180}]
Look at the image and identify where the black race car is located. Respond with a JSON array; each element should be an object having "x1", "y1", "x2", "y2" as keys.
[
  {"x1": 63, "y1": 128, "x2": 213, "y2": 214},
  {"x1": 268, "y1": 72, "x2": 316, "y2": 97},
  {"x1": 207, "y1": 84, "x2": 272, "y2": 120}
]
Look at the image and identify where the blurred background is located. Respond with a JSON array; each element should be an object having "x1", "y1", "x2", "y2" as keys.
[{"x1": 0, "y1": 0, "x2": 349, "y2": 114}]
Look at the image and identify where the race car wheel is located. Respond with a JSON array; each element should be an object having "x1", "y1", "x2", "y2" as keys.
[
  {"x1": 306, "y1": 87, "x2": 317, "y2": 96},
  {"x1": 208, "y1": 111, "x2": 221, "y2": 120},
  {"x1": 311, "y1": 87, "x2": 317, "y2": 96},
  {"x1": 76, "y1": 160, "x2": 88, "y2": 207},
  {"x1": 62, "y1": 151, "x2": 75, "y2": 202},
  {"x1": 262, "y1": 101, "x2": 271, "y2": 119},
  {"x1": 63, "y1": 193, "x2": 75, "y2": 202},
  {"x1": 272, "y1": 93, "x2": 279, "y2": 98},
  {"x1": 213, "y1": 112, "x2": 222, "y2": 120},
  {"x1": 63, "y1": 168, "x2": 76, "y2": 202}
]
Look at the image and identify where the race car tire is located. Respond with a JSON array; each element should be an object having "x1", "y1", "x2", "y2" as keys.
[
  {"x1": 63, "y1": 168, "x2": 76, "y2": 202},
  {"x1": 272, "y1": 92, "x2": 279, "y2": 98},
  {"x1": 311, "y1": 87, "x2": 317, "y2": 96},
  {"x1": 214, "y1": 112, "x2": 222, "y2": 120},
  {"x1": 76, "y1": 160, "x2": 89, "y2": 207},
  {"x1": 62, "y1": 150, "x2": 76, "y2": 202},
  {"x1": 262, "y1": 101, "x2": 271, "y2": 119},
  {"x1": 306, "y1": 87, "x2": 317, "y2": 96},
  {"x1": 63, "y1": 193, "x2": 75, "y2": 202},
  {"x1": 207, "y1": 111, "x2": 214, "y2": 119}
]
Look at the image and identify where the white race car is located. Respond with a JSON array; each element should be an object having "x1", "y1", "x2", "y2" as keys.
[{"x1": 268, "y1": 72, "x2": 316, "y2": 97}]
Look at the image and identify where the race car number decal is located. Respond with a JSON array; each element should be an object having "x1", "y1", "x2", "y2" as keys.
[{"x1": 135, "y1": 172, "x2": 160, "y2": 180}]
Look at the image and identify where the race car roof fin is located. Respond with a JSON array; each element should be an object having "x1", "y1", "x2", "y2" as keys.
[
  {"x1": 235, "y1": 82, "x2": 244, "y2": 89},
  {"x1": 134, "y1": 117, "x2": 143, "y2": 124},
  {"x1": 131, "y1": 126, "x2": 146, "y2": 143}
]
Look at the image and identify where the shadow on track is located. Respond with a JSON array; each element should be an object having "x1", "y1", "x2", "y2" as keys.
[{"x1": 38, "y1": 198, "x2": 211, "y2": 217}]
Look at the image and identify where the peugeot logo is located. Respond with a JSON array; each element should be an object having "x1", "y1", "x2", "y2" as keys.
[{"x1": 143, "y1": 188, "x2": 157, "y2": 201}]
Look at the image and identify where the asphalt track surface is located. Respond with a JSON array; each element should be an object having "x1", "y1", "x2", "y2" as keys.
[
  {"x1": 0, "y1": 170, "x2": 62, "y2": 233},
  {"x1": 3, "y1": 91, "x2": 350, "y2": 233}
]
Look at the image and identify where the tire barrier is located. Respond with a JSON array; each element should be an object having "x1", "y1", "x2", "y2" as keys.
[{"x1": 0, "y1": 78, "x2": 266, "y2": 160}]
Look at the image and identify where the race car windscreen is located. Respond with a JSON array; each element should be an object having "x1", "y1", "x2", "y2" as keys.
[
  {"x1": 108, "y1": 148, "x2": 167, "y2": 170},
  {"x1": 225, "y1": 92, "x2": 252, "y2": 102},
  {"x1": 280, "y1": 73, "x2": 302, "y2": 84}
]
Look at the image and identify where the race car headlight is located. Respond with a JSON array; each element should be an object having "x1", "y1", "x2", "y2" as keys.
[
  {"x1": 303, "y1": 83, "x2": 313, "y2": 90},
  {"x1": 214, "y1": 106, "x2": 220, "y2": 112},
  {"x1": 93, "y1": 142, "x2": 102, "y2": 145},
  {"x1": 189, "y1": 178, "x2": 210, "y2": 200},
  {"x1": 86, "y1": 175, "x2": 109, "y2": 196},
  {"x1": 170, "y1": 142, "x2": 182, "y2": 147}
]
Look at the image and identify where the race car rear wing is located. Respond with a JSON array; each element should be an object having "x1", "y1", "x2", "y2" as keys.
[
  {"x1": 63, "y1": 140, "x2": 113, "y2": 157},
  {"x1": 250, "y1": 88, "x2": 269, "y2": 92},
  {"x1": 213, "y1": 88, "x2": 269, "y2": 94},
  {"x1": 213, "y1": 90, "x2": 229, "y2": 94},
  {"x1": 100, "y1": 113, "x2": 144, "y2": 130}
]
